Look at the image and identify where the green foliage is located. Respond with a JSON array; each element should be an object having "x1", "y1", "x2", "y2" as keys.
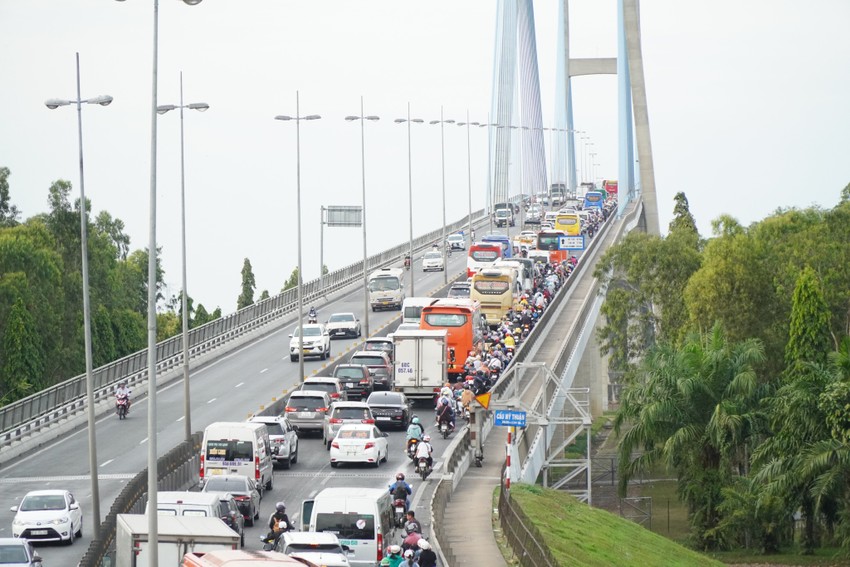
[
  {"x1": 786, "y1": 267, "x2": 832, "y2": 365},
  {"x1": 258, "y1": 290, "x2": 270, "y2": 301},
  {"x1": 237, "y1": 258, "x2": 256, "y2": 309},
  {"x1": 0, "y1": 167, "x2": 20, "y2": 227},
  {"x1": 192, "y1": 304, "x2": 211, "y2": 328},
  {"x1": 91, "y1": 304, "x2": 116, "y2": 367},
  {"x1": 282, "y1": 266, "x2": 299, "y2": 292},
  {"x1": 669, "y1": 192, "x2": 700, "y2": 244},
  {"x1": 711, "y1": 477, "x2": 791, "y2": 553},
  {"x1": 111, "y1": 309, "x2": 146, "y2": 357},
  {"x1": 1, "y1": 296, "x2": 44, "y2": 403},
  {"x1": 156, "y1": 311, "x2": 181, "y2": 342}
]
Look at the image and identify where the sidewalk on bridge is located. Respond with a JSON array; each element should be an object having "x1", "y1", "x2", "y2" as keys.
[{"x1": 440, "y1": 428, "x2": 508, "y2": 566}]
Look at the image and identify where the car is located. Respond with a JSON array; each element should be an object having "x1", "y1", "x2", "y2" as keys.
[
  {"x1": 201, "y1": 474, "x2": 261, "y2": 527},
  {"x1": 514, "y1": 231, "x2": 537, "y2": 248},
  {"x1": 446, "y1": 233, "x2": 466, "y2": 250},
  {"x1": 248, "y1": 415, "x2": 299, "y2": 469},
  {"x1": 323, "y1": 401, "x2": 376, "y2": 450},
  {"x1": 447, "y1": 282, "x2": 471, "y2": 299},
  {"x1": 289, "y1": 323, "x2": 331, "y2": 361},
  {"x1": 284, "y1": 391, "x2": 332, "y2": 433},
  {"x1": 366, "y1": 391, "x2": 411, "y2": 430},
  {"x1": 421, "y1": 251, "x2": 444, "y2": 272},
  {"x1": 10, "y1": 489, "x2": 83, "y2": 544},
  {"x1": 329, "y1": 424, "x2": 389, "y2": 468},
  {"x1": 393, "y1": 322, "x2": 421, "y2": 334},
  {"x1": 349, "y1": 351, "x2": 394, "y2": 391},
  {"x1": 362, "y1": 337, "x2": 394, "y2": 363},
  {"x1": 271, "y1": 531, "x2": 352, "y2": 566},
  {"x1": 0, "y1": 538, "x2": 42, "y2": 566},
  {"x1": 212, "y1": 493, "x2": 246, "y2": 548},
  {"x1": 299, "y1": 376, "x2": 347, "y2": 401},
  {"x1": 331, "y1": 364, "x2": 374, "y2": 400},
  {"x1": 325, "y1": 313, "x2": 361, "y2": 338}
]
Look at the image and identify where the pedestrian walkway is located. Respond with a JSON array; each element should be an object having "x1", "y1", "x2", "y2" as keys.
[{"x1": 440, "y1": 429, "x2": 508, "y2": 566}]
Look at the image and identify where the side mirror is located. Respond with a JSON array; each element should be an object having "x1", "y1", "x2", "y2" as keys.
[
  {"x1": 70, "y1": 503, "x2": 80, "y2": 511},
  {"x1": 383, "y1": 432, "x2": 389, "y2": 438},
  {"x1": 288, "y1": 334, "x2": 293, "y2": 338},
  {"x1": 10, "y1": 506, "x2": 17, "y2": 512},
  {"x1": 32, "y1": 555, "x2": 42, "y2": 566}
]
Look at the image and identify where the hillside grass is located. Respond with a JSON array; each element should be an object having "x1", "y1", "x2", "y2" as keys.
[{"x1": 508, "y1": 483, "x2": 723, "y2": 566}]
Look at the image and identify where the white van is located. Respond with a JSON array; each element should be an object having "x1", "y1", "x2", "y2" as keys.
[
  {"x1": 368, "y1": 268, "x2": 405, "y2": 311},
  {"x1": 201, "y1": 422, "x2": 274, "y2": 492},
  {"x1": 401, "y1": 297, "x2": 435, "y2": 325},
  {"x1": 300, "y1": 487, "x2": 398, "y2": 567},
  {"x1": 145, "y1": 491, "x2": 220, "y2": 518}
]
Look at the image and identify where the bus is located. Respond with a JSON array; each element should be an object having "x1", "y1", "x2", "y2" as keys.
[
  {"x1": 536, "y1": 230, "x2": 568, "y2": 263},
  {"x1": 367, "y1": 268, "x2": 405, "y2": 311},
  {"x1": 471, "y1": 268, "x2": 515, "y2": 326},
  {"x1": 583, "y1": 190, "x2": 607, "y2": 210},
  {"x1": 603, "y1": 179, "x2": 618, "y2": 198},
  {"x1": 481, "y1": 234, "x2": 513, "y2": 259},
  {"x1": 420, "y1": 298, "x2": 485, "y2": 379},
  {"x1": 467, "y1": 242, "x2": 502, "y2": 278},
  {"x1": 554, "y1": 213, "x2": 581, "y2": 236}
]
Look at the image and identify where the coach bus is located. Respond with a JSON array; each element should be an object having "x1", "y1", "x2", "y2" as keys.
[
  {"x1": 420, "y1": 298, "x2": 485, "y2": 379},
  {"x1": 536, "y1": 230, "x2": 568, "y2": 263},
  {"x1": 467, "y1": 242, "x2": 502, "y2": 278},
  {"x1": 470, "y1": 268, "x2": 515, "y2": 326}
]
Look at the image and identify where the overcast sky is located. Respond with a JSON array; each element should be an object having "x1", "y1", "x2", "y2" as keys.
[{"x1": 2, "y1": 1, "x2": 848, "y2": 313}]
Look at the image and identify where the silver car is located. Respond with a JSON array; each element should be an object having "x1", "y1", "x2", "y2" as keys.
[
  {"x1": 0, "y1": 538, "x2": 42, "y2": 567},
  {"x1": 325, "y1": 313, "x2": 362, "y2": 338},
  {"x1": 322, "y1": 401, "x2": 376, "y2": 450},
  {"x1": 248, "y1": 415, "x2": 299, "y2": 469},
  {"x1": 201, "y1": 475, "x2": 261, "y2": 527},
  {"x1": 285, "y1": 391, "x2": 332, "y2": 434}
]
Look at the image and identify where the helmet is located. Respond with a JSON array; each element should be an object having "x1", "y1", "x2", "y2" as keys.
[
  {"x1": 406, "y1": 525, "x2": 416, "y2": 534},
  {"x1": 119, "y1": 381, "x2": 127, "y2": 387},
  {"x1": 411, "y1": 416, "x2": 420, "y2": 425},
  {"x1": 404, "y1": 550, "x2": 415, "y2": 558},
  {"x1": 418, "y1": 539, "x2": 431, "y2": 550},
  {"x1": 423, "y1": 435, "x2": 431, "y2": 442},
  {"x1": 275, "y1": 502, "x2": 286, "y2": 512},
  {"x1": 396, "y1": 473, "x2": 405, "y2": 481},
  {"x1": 388, "y1": 544, "x2": 402, "y2": 554},
  {"x1": 380, "y1": 559, "x2": 391, "y2": 566}
]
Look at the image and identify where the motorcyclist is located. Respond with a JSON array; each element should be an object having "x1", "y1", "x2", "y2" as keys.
[
  {"x1": 415, "y1": 434, "x2": 433, "y2": 471},
  {"x1": 385, "y1": 545, "x2": 404, "y2": 567},
  {"x1": 404, "y1": 255, "x2": 411, "y2": 269},
  {"x1": 308, "y1": 306, "x2": 318, "y2": 322},
  {"x1": 263, "y1": 502, "x2": 293, "y2": 545},
  {"x1": 115, "y1": 381, "x2": 132, "y2": 415},
  {"x1": 404, "y1": 510, "x2": 422, "y2": 534},
  {"x1": 389, "y1": 473, "x2": 413, "y2": 511},
  {"x1": 435, "y1": 395, "x2": 455, "y2": 431},
  {"x1": 406, "y1": 416, "x2": 424, "y2": 457}
]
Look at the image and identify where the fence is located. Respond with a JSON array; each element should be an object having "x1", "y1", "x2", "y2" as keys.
[
  {"x1": 498, "y1": 481, "x2": 558, "y2": 567},
  {"x1": 77, "y1": 431, "x2": 203, "y2": 567},
  {"x1": 1, "y1": 209, "x2": 487, "y2": 446}
]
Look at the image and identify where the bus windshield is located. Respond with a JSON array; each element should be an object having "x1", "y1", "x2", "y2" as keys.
[
  {"x1": 537, "y1": 234, "x2": 561, "y2": 251},
  {"x1": 470, "y1": 249, "x2": 498, "y2": 262},
  {"x1": 424, "y1": 313, "x2": 468, "y2": 327},
  {"x1": 474, "y1": 280, "x2": 510, "y2": 295},
  {"x1": 368, "y1": 277, "x2": 399, "y2": 291}
]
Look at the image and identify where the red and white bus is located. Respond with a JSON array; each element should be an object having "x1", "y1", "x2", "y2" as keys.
[{"x1": 466, "y1": 242, "x2": 502, "y2": 278}]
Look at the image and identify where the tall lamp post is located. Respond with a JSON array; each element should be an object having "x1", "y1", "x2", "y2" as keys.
[
  {"x1": 45, "y1": 52, "x2": 112, "y2": 541},
  {"x1": 429, "y1": 107, "x2": 454, "y2": 285},
  {"x1": 589, "y1": 152, "x2": 597, "y2": 186},
  {"x1": 275, "y1": 92, "x2": 321, "y2": 383},
  {"x1": 456, "y1": 112, "x2": 480, "y2": 247},
  {"x1": 394, "y1": 105, "x2": 424, "y2": 298},
  {"x1": 156, "y1": 72, "x2": 208, "y2": 442},
  {"x1": 344, "y1": 98, "x2": 379, "y2": 337}
]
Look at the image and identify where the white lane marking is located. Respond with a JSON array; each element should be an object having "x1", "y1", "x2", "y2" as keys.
[
  {"x1": 99, "y1": 459, "x2": 114, "y2": 468},
  {"x1": 139, "y1": 437, "x2": 148, "y2": 445},
  {"x1": 260, "y1": 368, "x2": 268, "y2": 374},
  {"x1": 308, "y1": 489, "x2": 318, "y2": 498},
  {"x1": 0, "y1": 474, "x2": 135, "y2": 483},
  {"x1": 207, "y1": 398, "x2": 217, "y2": 404},
  {"x1": 321, "y1": 471, "x2": 335, "y2": 486},
  {"x1": 235, "y1": 382, "x2": 244, "y2": 388},
  {"x1": 176, "y1": 415, "x2": 185, "y2": 422}
]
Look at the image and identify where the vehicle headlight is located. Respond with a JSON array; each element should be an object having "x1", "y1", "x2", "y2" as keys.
[
  {"x1": 49, "y1": 516, "x2": 70, "y2": 525},
  {"x1": 12, "y1": 518, "x2": 25, "y2": 526}
]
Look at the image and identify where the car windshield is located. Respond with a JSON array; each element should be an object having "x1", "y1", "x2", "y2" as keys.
[
  {"x1": 204, "y1": 477, "x2": 248, "y2": 492},
  {"x1": 368, "y1": 393, "x2": 404, "y2": 405},
  {"x1": 424, "y1": 252, "x2": 441, "y2": 259},
  {"x1": 352, "y1": 356, "x2": 385, "y2": 366},
  {"x1": 328, "y1": 314, "x2": 354, "y2": 322},
  {"x1": 368, "y1": 277, "x2": 400, "y2": 291},
  {"x1": 0, "y1": 545, "x2": 28, "y2": 563},
  {"x1": 301, "y1": 383, "x2": 335, "y2": 394},
  {"x1": 288, "y1": 396, "x2": 326, "y2": 410},
  {"x1": 293, "y1": 327, "x2": 322, "y2": 337},
  {"x1": 334, "y1": 367, "x2": 366, "y2": 379},
  {"x1": 424, "y1": 313, "x2": 468, "y2": 327},
  {"x1": 315, "y1": 513, "x2": 375, "y2": 540},
  {"x1": 448, "y1": 236, "x2": 462, "y2": 242},
  {"x1": 364, "y1": 342, "x2": 391, "y2": 353},
  {"x1": 20, "y1": 494, "x2": 65, "y2": 511},
  {"x1": 259, "y1": 422, "x2": 284, "y2": 435},
  {"x1": 206, "y1": 440, "x2": 253, "y2": 462},
  {"x1": 333, "y1": 407, "x2": 371, "y2": 420},
  {"x1": 448, "y1": 286, "x2": 470, "y2": 298}
]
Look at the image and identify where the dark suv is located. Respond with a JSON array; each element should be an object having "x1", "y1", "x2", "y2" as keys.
[
  {"x1": 332, "y1": 364, "x2": 374, "y2": 400},
  {"x1": 349, "y1": 351, "x2": 394, "y2": 391}
]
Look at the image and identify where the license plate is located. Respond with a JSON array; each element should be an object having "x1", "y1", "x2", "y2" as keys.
[
  {"x1": 345, "y1": 383, "x2": 353, "y2": 388},
  {"x1": 298, "y1": 412, "x2": 312, "y2": 418},
  {"x1": 395, "y1": 506, "x2": 404, "y2": 513},
  {"x1": 376, "y1": 417, "x2": 391, "y2": 421},
  {"x1": 210, "y1": 468, "x2": 226, "y2": 475},
  {"x1": 31, "y1": 530, "x2": 48, "y2": 535}
]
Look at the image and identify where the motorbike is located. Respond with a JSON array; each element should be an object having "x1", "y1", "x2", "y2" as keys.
[
  {"x1": 416, "y1": 456, "x2": 431, "y2": 480},
  {"x1": 440, "y1": 421, "x2": 450, "y2": 439},
  {"x1": 307, "y1": 310, "x2": 318, "y2": 324},
  {"x1": 406, "y1": 438, "x2": 420, "y2": 461},
  {"x1": 392, "y1": 498, "x2": 407, "y2": 528},
  {"x1": 404, "y1": 257, "x2": 411, "y2": 271},
  {"x1": 116, "y1": 394, "x2": 129, "y2": 420}
]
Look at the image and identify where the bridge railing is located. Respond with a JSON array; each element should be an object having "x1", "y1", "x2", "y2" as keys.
[{"x1": 0, "y1": 209, "x2": 487, "y2": 446}]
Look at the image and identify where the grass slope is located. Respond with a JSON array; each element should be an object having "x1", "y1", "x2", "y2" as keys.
[{"x1": 509, "y1": 484, "x2": 723, "y2": 567}]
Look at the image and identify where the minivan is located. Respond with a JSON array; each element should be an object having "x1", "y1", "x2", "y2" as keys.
[
  {"x1": 349, "y1": 351, "x2": 393, "y2": 391},
  {"x1": 284, "y1": 391, "x2": 332, "y2": 434},
  {"x1": 401, "y1": 297, "x2": 434, "y2": 325},
  {"x1": 301, "y1": 487, "x2": 398, "y2": 567},
  {"x1": 200, "y1": 422, "x2": 274, "y2": 492},
  {"x1": 332, "y1": 365, "x2": 374, "y2": 400}
]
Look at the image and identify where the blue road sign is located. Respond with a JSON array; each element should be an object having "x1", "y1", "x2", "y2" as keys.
[
  {"x1": 558, "y1": 235, "x2": 585, "y2": 250},
  {"x1": 494, "y1": 410, "x2": 527, "y2": 428}
]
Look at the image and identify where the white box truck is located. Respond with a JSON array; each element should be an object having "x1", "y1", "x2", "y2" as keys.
[
  {"x1": 115, "y1": 513, "x2": 240, "y2": 567},
  {"x1": 392, "y1": 329, "x2": 447, "y2": 400}
]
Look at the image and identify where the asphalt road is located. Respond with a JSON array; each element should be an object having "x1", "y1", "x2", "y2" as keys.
[{"x1": 0, "y1": 223, "x2": 523, "y2": 565}]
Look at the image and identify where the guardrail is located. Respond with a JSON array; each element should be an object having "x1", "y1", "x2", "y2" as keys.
[
  {"x1": 78, "y1": 431, "x2": 203, "y2": 567},
  {"x1": 1, "y1": 209, "x2": 488, "y2": 447}
]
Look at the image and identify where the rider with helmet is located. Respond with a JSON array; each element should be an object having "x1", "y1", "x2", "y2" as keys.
[
  {"x1": 406, "y1": 416, "x2": 424, "y2": 442},
  {"x1": 389, "y1": 472, "x2": 413, "y2": 511},
  {"x1": 308, "y1": 306, "x2": 318, "y2": 322},
  {"x1": 415, "y1": 434, "x2": 434, "y2": 470},
  {"x1": 264, "y1": 502, "x2": 293, "y2": 544},
  {"x1": 116, "y1": 381, "x2": 132, "y2": 414}
]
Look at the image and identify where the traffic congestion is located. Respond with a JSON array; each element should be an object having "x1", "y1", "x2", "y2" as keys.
[{"x1": 3, "y1": 188, "x2": 618, "y2": 567}]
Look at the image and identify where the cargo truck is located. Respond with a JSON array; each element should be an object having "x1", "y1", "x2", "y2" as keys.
[
  {"x1": 115, "y1": 513, "x2": 240, "y2": 567},
  {"x1": 392, "y1": 329, "x2": 447, "y2": 400}
]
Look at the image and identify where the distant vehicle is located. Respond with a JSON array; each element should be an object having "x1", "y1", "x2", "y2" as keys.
[
  {"x1": 211, "y1": 493, "x2": 245, "y2": 548},
  {"x1": 200, "y1": 475, "x2": 261, "y2": 527},
  {"x1": 331, "y1": 364, "x2": 374, "y2": 400},
  {"x1": 446, "y1": 233, "x2": 466, "y2": 250},
  {"x1": 482, "y1": 234, "x2": 513, "y2": 259},
  {"x1": 401, "y1": 297, "x2": 434, "y2": 325},
  {"x1": 555, "y1": 213, "x2": 581, "y2": 236},
  {"x1": 467, "y1": 242, "x2": 502, "y2": 278},
  {"x1": 603, "y1": 179, "x2": 618, "y2": 198},
  {"x1": 421, "y1": 251, "x2": 445, "y2": 272},
  {"x1": 471, "y1": 268, "x2": 515, "y2": 326},
  {"x1": 526, "y1": 205, "x2": 543, "y2": 224},
  {"x1": 493, "y1": 204, "x2": 515, "y2": 228},
  {"x1": 368, "y1": 268, "x2": 405, "y2": 311},
  {"x1": 200, "y1": 421, "x2": 273, "y2": 492},
  {"x1": 117, "y1": 514, "x2": 240, "y2": 567},
  {"x1": 248, "y1": 415, "x2": 299, "y2": 468},
  {"x1": 289, "y1": 323, "x2": 331, "y2": 361},
  {"x1": 329, "y1": 424, "x2": 389, "y2": 468},
  {"x1": 583, "y1": 189, "x2": 607, "y2": 210},
  {"x1": 349, "y1": 350, "x2": 393, "y2": 391},
  {"x1": 145, "y1": 491, "x2": 221, "y2": 519},
  {"x1": 271, "y1": 531, "x2": 352, "y2": 567},
  {"x1": 0, "y1": 537, "x2": 42, "y2": 566},
  {"x1": 537, "y1": 230, "x2": 569, "y2": 263},
  {"x1": 420, "y1": 298, "x2": 486, "y2": 379},
  {"x1": 323, "y1": 401, "x2": 376, "y2": 450},
  {"x1": 325, "y1": 313, "x2": 361, "y2": 338},
  {"x1": 550, "y1": 183, "x2": 566, "y2": 206},
  {"x1": 447, "y1": 282, "x2": 471, "y2": 299},
  {"x1": 284, "y1": 391, "x2": 332, "y2": 434},
  {"x1": 392, "y1": 329, "x2": 448, "y2": 401},
  {"x1": 299, "y1": 376, "x2": 347, "y2": 401},
  {"x1": 10, "y1": 490, "x2": 82, "y2": 544},
  {"x1": 362, "y1": 337, "x2": 394, "y2": 363},
  {"x1": 366, "y1": 391, "x2": 412, "y2": 429}
]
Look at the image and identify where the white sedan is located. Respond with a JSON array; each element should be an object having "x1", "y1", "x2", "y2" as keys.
[
  {"x1": 329, "y1": 424, "x2": 389, "y2": 468},
  {"x1": 422, "y1": 251, "x2": 444, "y2": 272},
  {"x1": 11, "y1": 489, "x2": 83, "y2": 544}
]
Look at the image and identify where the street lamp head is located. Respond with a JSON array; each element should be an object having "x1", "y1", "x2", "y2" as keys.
[
  {"x1": 303, "y1": 115, "x2": 321, "y2": 120},
  {"x1": 88, "y1": 95, "x2": 113, "y2": 106},
  {"x1": 188, "y1": 102, "x2": 209, "y2": 111},
  {"x1": 457, "y1": 122, "x2": 466, "y2": 126},
  {"x1": 181, "y1": 0, "x2": 203, "y2": 4},
  {"x1": 45, "y1": 99, "x2": 70, "y2": 109},
  {"x1": 470, "y1": 122, "x2": 480, "y2": 126},
  {"x1": 275, "y1": 115, "x2": 293, "y2": 121},
  {"x1": 364, "y1": 115, "x2": 380, "y2": 121},
  {"x1": 157, "y1": 104, "x2": 176, "y2": 115},
  {"x1": 445, "y1": 119, "x2": 455, "y2": 124},
  {"x1": 411, "y1": 118, "x2": 424, "y2": 124},
  {"x1": 344, "y1": 116, "x2": 359, "y2": 121},
  {"x1": 393, "y1": 118, "x2": 406, "y2": 124},
  {"x1": 428, "y1": 120, "x2": 439, "y2": 125}
]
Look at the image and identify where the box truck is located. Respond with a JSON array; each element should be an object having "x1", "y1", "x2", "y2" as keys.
[{"x1": 392, "y1": 329, "x2": 447, "y2": 400}]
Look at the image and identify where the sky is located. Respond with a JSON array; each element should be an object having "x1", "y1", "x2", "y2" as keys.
[{"x1": 2, "y1": 1, "x2": 849, "y2": 314}]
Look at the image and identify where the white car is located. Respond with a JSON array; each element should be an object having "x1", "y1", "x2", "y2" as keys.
[
  {"x1": 11, "y1": 489, "x2": 83, "y2": 544},
  {"x1": 248, "y1": 415, "x2": 299, "y2": 468},
  {"x1": 325, "y1": 312, "x2": 362, "y2": 338},
  {"x1": 329, "y1": 424, "x2": 389, "y2": 468},
  {"x1": 273, "y1": 531, "x2": 352, "y2": 567},
  {"x1": 289, "y1": 323, "x2": 331, "y2": 361},
  {"x1": 422, "y1": 251, "x2": 444, "y2": 272},
  {"x1": 446, "y1": 233, "x2": 466, "y2": 250}
]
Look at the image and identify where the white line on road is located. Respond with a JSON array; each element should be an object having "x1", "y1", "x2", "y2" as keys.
[
  {"x1": 99, "y1": 459, "x2": 114, "y2": 468},
  {"x1": 207, "y1": 398, "x2": 217, "y2": 404},
  {"x1": 321, "y1": 472, "x2": 335, "y2": 486},
  {"x1": 260, "y1": 368, "x2": 268, "y2": 374},
  {"x1": 139, "y1": 437, "x2": 148, "y2": 445},
  {"x1": 176, "y1": 416, "x2": 185, "y2": 422},
  {"x1": 235, "y1": 382, "x2": 244, "y2": 388}
]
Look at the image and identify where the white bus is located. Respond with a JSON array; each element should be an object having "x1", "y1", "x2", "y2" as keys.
[{"x1": 368, "y1": 268, "x2": 405, "y2": 311}]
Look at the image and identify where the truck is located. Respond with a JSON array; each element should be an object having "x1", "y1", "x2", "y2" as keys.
[
  {"x1": 493, "y1": 202, "x2": 515, "y2": 228},
  {"x1": 392, "y1": 329, "x2": 447, "y2": 400},
  {"x1": 115, "y1": 513, "x2": 240, "y2": 567},
  {"x1": 367, "y1": 268, "x2": 405, "y2": 311},
  {"x1": 550, "y1": 183, "x2": 566, "y2": 206}
]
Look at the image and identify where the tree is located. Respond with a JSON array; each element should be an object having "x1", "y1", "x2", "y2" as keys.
[
  {"x1": 0, "y1": 167, "x2": 21, "y2": 227},
  {"x1": 192, "y1": 303, "x2": 210, "y2": 328},
  {"x1": 94, "y1": 211, "x2": 130, "y2": 260},
  {"x1": 841, "y1": 181, "x2": 850, "y2": 204},
  {"x1": 111, "y1": 309, "x2": 146, "y2": 357},
  {"x1": 785, "y1": 266, "x2": 832, "y2": 366},
  {"x1": 237, "y1": 258, "x2": 256, "y2": 309},
  {"x1": 668, "y1": 192, "x2": 699, "y2": 244},
  {"x1": 282, "y1": 267, "x2": 299, "y2": 292},
  {"x1": 156, "y1": 311, "x2": 181, "y2": 341},
  {"x1": 91, "y1": 304, "x2": 116, "y2": 367},
  {"x1": 1, "y1": 296, "x2": 44, "y2": 403},
  {"x1": 258, "y1": 290, "x2": 270, "y2": 301},
  {"x1": 210, "y1": 307, "x2": 222, "y2": 320}
]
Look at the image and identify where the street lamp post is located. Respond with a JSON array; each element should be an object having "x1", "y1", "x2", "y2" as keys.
[
  {"x1": 456, "y1": 112, "x2": 480, "y2": 249},
  {"x1": 344, "y1": 98, "x2": 379, "y2": 337},
  {"x1": 589, "y1": 152, "x2": 597, "y2": 186},
  {"x1": 275, "y1": 92, "x2": 321, "y2": 384},
  {"x1": 45, "y1": 52, "x2": 112, "y2": 541},
  {"x1": 429, "y1": 107, "x2": 455, "y2": 285},
  {"x1": 394, "y1": 106, "x2": 424, "y2": 298},
  {"x1": 156, "y1": 72, "x2": 208, "y2": 443}
]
